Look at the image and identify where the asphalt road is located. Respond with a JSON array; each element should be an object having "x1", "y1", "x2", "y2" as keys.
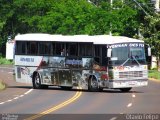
[{"x1": 0, "y1": 66, "x2": 160, "y2": 120}]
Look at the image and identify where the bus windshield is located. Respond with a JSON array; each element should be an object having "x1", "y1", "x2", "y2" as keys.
[{"x1": 109, "y1": 43, "x2": 146, "y2": 66}]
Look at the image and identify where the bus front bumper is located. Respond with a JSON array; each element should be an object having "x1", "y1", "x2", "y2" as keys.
[{"x1": 103, "y1": 79, "x2": 148, "y2": 89}]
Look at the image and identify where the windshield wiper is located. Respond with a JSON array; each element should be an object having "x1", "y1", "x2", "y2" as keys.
[
  {"x1": 121, "y1": 58, "x2": 130, "y2": 66},
  {"x1": 132, "y1": 56, "x2": 141, "y2": 66},
  {"x1": 121, "y1": 56, "x2": 141, "y2": 66}
]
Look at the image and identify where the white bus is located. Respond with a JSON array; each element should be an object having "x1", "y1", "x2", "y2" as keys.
[{"x1": 14, "y1": 33, "x2": 151, "y2": 92}]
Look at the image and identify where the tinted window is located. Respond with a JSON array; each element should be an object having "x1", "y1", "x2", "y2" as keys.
[
  {"x1": 27, "y1": 42, "x2": 38, "y2": 55},
  {"x1": 66, "y1": 43, "x2": 78, "y2": 56},
  {"x1": 39, "y1": 42, "x2": 51, "y2": 55},
  {"x1": 102, "y1": 46, "x2": 107, "y2": 66},
  {"x1": 79, "y1": 43, "x2": 92, "y2": 56},
  {"x1": 16, "y1": 41, "x2": 26, "y2": 55},
  {"x1": 54, "y1": 42, "x2": 65, "y2": 56},
  {"x1": 94, "y1": 45, "x2": 101, "y2": 64},
  {"x1": 95, "y1": 45, "x2": 101, "y2": 57}
]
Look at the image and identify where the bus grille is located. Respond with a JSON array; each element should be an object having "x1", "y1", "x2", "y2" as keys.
[{"x1": 119, "y1": 71, "x2": 143, "y2": 78}]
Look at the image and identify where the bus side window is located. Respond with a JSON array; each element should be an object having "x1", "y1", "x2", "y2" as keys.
[
  {"x1": 39, "y1": 42, "x2": 51, "y2": 55},
  {"x1": 66, "y1": 43, "x2": 78, "y2": 56},
  {"x1": 55, "y1": 43, "x2": 65, "y2": 56},
  {"x1": 16, "y1": 41, "x2": 26, "y2": 55},
  {"x1": 52, "y1": 42, "x2": 56, "y2": 55},
  {"x1": 94, "y1": 45, "x2": 101, "y2": 64},
  {"x1": 86, "y1": 44, "x2": 92, "y2": 56},
  {"x1": 102, "y1": 46, "x2": 107, "y2": 66},
  {"x1": 27, "y1": 42, "x2": 38, "y2": 55},
  {"x1": 79, "y1": 43, "x2": 92, "y2": 56}
]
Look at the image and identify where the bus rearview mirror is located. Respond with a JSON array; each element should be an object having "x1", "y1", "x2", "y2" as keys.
[{"x1": 107, "y1": 48, "x2": 112, "y2": 58}]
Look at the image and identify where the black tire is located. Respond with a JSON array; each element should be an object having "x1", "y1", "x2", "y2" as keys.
[
  {"x1": 41, "y1": 85, "x2": 49, "y2": 89},
  {"x1": 119, "y1": 88, "x2": 132, "y2": 92},
  {"x1": 88, "y1": 76, "x2": 99, "y2": 92},
  {"x1": 32, "y1": 72, "x2": 42, "y2": 89},
  {"x1": 60, "y1": 86, "x2": 72, "y2": 90},
  {"x1": 99, "y1": 87, "x2": 103, "y2": 92}
]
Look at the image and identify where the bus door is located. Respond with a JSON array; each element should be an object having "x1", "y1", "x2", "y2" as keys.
[
  {"x1": 51, "y1": 70, "x2": 59, "y2": 85},
  {"x1": 59, "y1": 69, "x2": 72, "y2": 86}
]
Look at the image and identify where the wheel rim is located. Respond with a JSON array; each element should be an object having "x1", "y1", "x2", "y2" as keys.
[
  {"x1": 35, "y1": 74, "x2": 40, "y2": 86},
  {"x1": 91, "y1": 77, "x2": 98, "y2": 89}
]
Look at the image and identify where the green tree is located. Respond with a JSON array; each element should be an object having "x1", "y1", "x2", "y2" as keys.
[
  {"x1": 0, "y1": 0, "x2": 14, "y2": 56},
  {"x1": 140, "y1": 14, "x2": 160, "y2": 69},
  {"x1": 37, "y1": 0, "x2": 99, "y2": 34},
  {"x1": 0, "y1": 0, "x2": 153, "y2": 56}
]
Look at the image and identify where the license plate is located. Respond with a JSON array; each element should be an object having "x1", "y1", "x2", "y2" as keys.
[{"x1": 128, "y1": 81, "x2": 136, "y2": 85}]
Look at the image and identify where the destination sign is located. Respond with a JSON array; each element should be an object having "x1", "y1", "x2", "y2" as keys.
[
  {"x1": 20, "y1": 57, "x2": 34, "y2": 62},
  {"x1": 66, "y1": 59, "x2": 82, "y2": 65},
  {"x1": 108, "y1": 43, "x2": 144, "y2": 48}
]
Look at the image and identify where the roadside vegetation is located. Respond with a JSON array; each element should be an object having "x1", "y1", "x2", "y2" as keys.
[
  {"x1": 0, "y1": 81, "x2": 6, "y2": 91},
  {"x1": 0, "y1": 56, "x2": 13, "y2": 65},
  {"x1": 148, "y1": 69, "x2": 160, "y2": 80},
  {"x1": 1, "y1": 0, "x2": 159, "y2": 60}
]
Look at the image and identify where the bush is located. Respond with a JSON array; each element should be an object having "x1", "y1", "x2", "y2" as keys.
[
  {"x1": 0, "y1": 81, "x2": 6, "y2": 90},
  {"x1": 0, "y1": 56, "x2": 13, "y2": 65},
  {"x1": 148, "y1": 70, "x2": 160, "y2": 80},
  {"x1": 151, "y1": 67, "x2": 158, "y2": 70}
]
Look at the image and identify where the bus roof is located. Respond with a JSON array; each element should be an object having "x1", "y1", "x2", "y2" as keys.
[
  {"x1": 15, "y1": 33, "x2": 144, "y2": 44},
  {"x1": 15, "y1": 33, "x2": 92, "y2": 43},
  {"x1": 93, "y1": 35, "x2": 144, "y2": 44}
]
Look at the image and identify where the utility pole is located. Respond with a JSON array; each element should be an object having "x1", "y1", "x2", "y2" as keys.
[
  {"x1": 133, "y1": 0, "x2": 149, "y2": 15},
  {"x1": 110, "y1": 0, "x2": 113, "y2": 6},
  {"x1": 151, "y1": 0, "x2": 160, "y2": 12},
  {"x1": 155, "y1": 0, "x2": 160, "y2": 12}
]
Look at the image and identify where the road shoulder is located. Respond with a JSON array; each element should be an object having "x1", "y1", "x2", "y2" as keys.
[
  {"x1": 149, "y1": 78, "x2": 160, "y2": 82},
  {"x1": 0, "y1": 80, "x2": 6, "y2": 91}
]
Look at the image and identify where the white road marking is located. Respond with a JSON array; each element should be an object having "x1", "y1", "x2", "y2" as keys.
[
  {"x1": 0, "y1": 89, "x2": 33, "y2": 105},
  {"x1": 110, "y1": 117, "x2": 117, "y2": 120},
  {"x1": 132, "y1": 94, "x2": 136, "y2": 98},
  {"x1": 24, "y1": 89, "x2": 33, "y2": 94},
  {"x1": 7, "y1": 99, "x2": 12, "y2": 102},
  {"x1": 127, "y1": 103, "x2": 132, "y2": 107},
  {"x1": 19, "y1": 95, "x2": 24, "y2": 97},
  {"x1": 0, "y1": 66, "x2": 33, "y2": 105},
  {"x1": 0, "y1": 102, "x2": 5, "y2": 105},
  {"x1": 13, "y1": 97, "x2": 19, "y2": 100}
]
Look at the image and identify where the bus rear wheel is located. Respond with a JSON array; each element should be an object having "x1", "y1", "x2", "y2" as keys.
[
  {"x1": 88, "y1": 76, "x2": 99, "y2": 92},
  {"x1": 32, "y1": 72, "x2": 42, "y2": 89},
  {"x1": 119, "y1": 88, "x2": 132, "y2": 92}
]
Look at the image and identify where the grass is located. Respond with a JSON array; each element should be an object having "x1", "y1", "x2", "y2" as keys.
[
  {"x1": 0, "y1": 81, "x2": 6, "y2": 91},
  {"x1": 0, "y1": 56, "x2": 13, "y2": 65},
  {"x1": 0, "y1": 56, "x2": 12, "y2": 90},
  {"x1": 148, "y1": 70, "x2": 160, "y2": 80}
]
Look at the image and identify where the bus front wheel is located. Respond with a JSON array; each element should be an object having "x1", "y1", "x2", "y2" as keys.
[
  {"x1": 32, "y1": 72, "x2": 42, "y2": 89},
  {"x1": 88, "y1": 76, "x2": 99, "y2": 92},
  {"x1": 119, "y1": 88, "x2": 132, "y2": 92}
]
